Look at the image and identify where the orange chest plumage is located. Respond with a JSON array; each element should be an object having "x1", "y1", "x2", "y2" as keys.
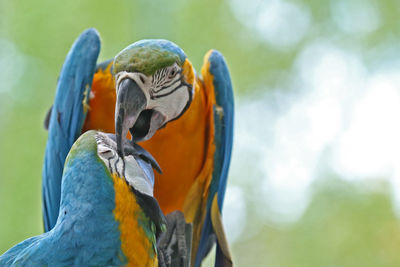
[
  {"x1": 111, "y1": 173, "x2": 158, "y2": 267},
  {"x1": 82, "y1": 62, "x2": 116, "y2": 134}
]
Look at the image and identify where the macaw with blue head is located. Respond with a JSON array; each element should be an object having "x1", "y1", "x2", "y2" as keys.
[
  {"x1": 1, "y1": 130, "x2": 166, "y2": 266},
  {"x1": 43, "y1": 28, "x2": 234, "y2": 267}
]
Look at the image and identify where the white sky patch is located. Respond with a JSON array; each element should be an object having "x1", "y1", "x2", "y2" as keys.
[
  {"x1": 228, "y1": 39, "x2": 400, "y2": 227},
  {"x1": 228, "y1": 41, "x2": 378, "y2": 225},
  {"x1": 332, "y1": 73, "x2": 400, "y2": 179},
  {"x1": 0, "y1": 38, "x2": 26, "y2": 94},
  {"x1": 331, "y1": 0, "x2": 381, "y2": 36},
  {"x1": 228, "y1": 0, "x2": 311, "y2": 49},
  {"x1": 330, "y1": 70, "x2": 400, "y2": 215},
  {"x1": 294, "y1": 41, "x2": 367, "y2": 97},
  {"x1": 222, "y1": 185, "x2": 247, "y2": 243},
  {"x1": 231, "y1": 90, "x2": 316, "y2": 224},
  {"x1": 0, "y1": 38, "x2": 28, "y2": 129}
]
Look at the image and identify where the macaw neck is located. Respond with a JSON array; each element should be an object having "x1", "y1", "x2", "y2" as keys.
[
  {"x1": 110, "y1": 173, "x2": 160, "y2": 265},
  {"x1": 47, "y1": 147, "x2": 127, "y2": 265},
  {"x1": 56, "y1": 144, "x2": 161, "y2": 266},
  {"x1": 140, "y1": 78, "x2": 213, "y2": 214},
  {"x1": 58, "y1": 148, "x2": 115, "y2": 223}
]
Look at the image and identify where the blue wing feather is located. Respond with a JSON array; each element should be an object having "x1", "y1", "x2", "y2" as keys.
[
  {"x1": 42, "y1": 29, "x2": 100, "y2": 231},
  {"x1": 209, "y1": 51, "x2": 234, "y2": 209},
  {"x1": 195, "y1": 50, "x2": 234, "y2": 267}
]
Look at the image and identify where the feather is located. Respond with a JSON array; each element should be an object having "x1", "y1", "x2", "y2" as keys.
[{"x1": 42, "y1": 28, "x2": 100, "y2": 231}]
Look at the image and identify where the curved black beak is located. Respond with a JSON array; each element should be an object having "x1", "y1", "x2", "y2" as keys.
[{"x1": 115, "y1": 78, "x2": 147, "y2": 157}]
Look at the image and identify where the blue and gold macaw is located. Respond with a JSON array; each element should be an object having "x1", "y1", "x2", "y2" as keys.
[
  {"x1": 43, "y1": 28, "x2": 234, "y2": 267},
  {"x1": 1, "y1": 130, "x2": 166, "y2": 266}
]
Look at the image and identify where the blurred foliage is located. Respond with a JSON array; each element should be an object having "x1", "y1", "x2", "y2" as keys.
[
  {"x1": 234, "y1": 177, "x2": 400, "y2": 266},
  {"x1": 1, "y1": 0, "x2": 400, "y2": 266}
]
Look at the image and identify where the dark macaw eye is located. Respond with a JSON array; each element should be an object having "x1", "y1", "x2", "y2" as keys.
[
  {"x1": 168, "y1": 67, "x2": 178, "y2": 78},
  {"x1": 98, "y1": 145, "x2": 114, "y2": 158}
]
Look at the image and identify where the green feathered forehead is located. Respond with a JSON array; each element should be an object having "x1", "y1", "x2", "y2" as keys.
[{"x1": 113, "y1": 39, "x2": 186, "y2": 76}]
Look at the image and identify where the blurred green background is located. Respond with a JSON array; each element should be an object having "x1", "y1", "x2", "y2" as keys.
[{"x1": 2, "y1": 0, "x2": 400, "y2": 266}]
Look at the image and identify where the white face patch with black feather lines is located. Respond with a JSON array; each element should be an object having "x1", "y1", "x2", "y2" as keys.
[
  {"x1": 95, "y1": 132, "x2": 154, "y2": 196},
  {"x1": 114, "y1": 62, "x2": 192, "y2": 142},
  {"x1": 116, "y1": 63, "x2": 190, "y2": 116}
]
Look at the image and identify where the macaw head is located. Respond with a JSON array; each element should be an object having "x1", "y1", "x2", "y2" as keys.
[
  {"x1": 65, "y1": 131, "x2": 155, "y2": 197},
  {"x1": 113, "y1": 39, "x2": 195, "y2": 156},
  {"x1": 94, "y1": 131, "x2": 155, "y2": 196}
]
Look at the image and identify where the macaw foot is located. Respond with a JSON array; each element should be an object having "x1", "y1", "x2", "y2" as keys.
[{"x1": 157, "y1": 211, "x2": 192, "y2": 267}]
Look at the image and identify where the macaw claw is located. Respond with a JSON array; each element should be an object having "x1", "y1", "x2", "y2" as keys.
[{"x1": 157, "y1": 211, "x2": 192, "y2": 267}]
